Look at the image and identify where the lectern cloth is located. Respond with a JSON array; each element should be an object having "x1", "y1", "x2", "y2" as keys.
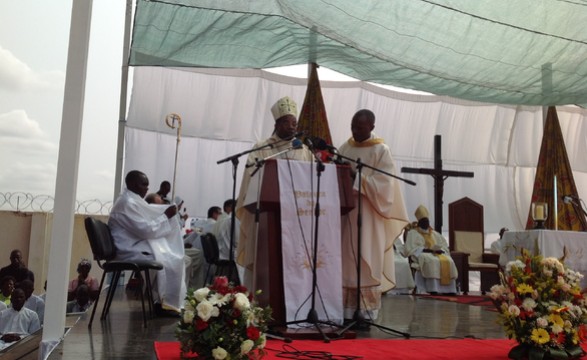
[
  {"x1": 235, "y1": 134, "x2": 313, "y2": 288},
  {"x1": 278, "y1": 160, "x2": 343, "y2": 325}
]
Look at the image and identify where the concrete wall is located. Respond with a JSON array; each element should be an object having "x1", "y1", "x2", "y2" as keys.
[{"x1": 0, "y1": 210, "x2": 107, "y2": 294}]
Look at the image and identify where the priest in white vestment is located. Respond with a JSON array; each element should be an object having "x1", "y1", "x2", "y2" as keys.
[
  {"x1": 405, "y1": 205, "x2": 458, "y2": 294},
  {"x1": 338, "y1": 109, "x2": 409, "y2": 319},
  {"x1": 109, "y1": 170, "x2": 187, "y2": 313},
  {"x1": 235, "y1": 96, "x2": 313, "y2": 288}
]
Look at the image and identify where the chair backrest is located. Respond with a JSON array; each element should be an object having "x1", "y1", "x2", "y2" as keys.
[
  {"x1": 200, "y1": 233, "x2": 219, "y2": 264},
  {"x1": 84, "y1": 217, "x2": 117, "y2": 262},
  {"x1": 448, "y1": 197, "x2": 484, "y2": 262}
]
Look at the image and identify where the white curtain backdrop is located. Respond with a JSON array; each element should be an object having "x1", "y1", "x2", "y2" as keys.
[{"x1": 125, "y1": 66, "x2": 587, "y2": 242}]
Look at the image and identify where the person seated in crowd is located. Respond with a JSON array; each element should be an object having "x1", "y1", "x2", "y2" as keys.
[
  {"x1": 490, "y1": 227, "x2": 509, "y2": 255},
  {"x1": 222, "y1": 199, "x2": 235, "y2": 217},
  {"x1": 109, "y1": 170, "x2": 186, "y2": 317},
  {"x1": 0, "y1": 250, "x2": 35, "y2": 285},
  {"x1": 0, "y1": 288, "x2": 41, "y2": 350},
  {"x1": 405, "y1": 205, "x2": 458, "y2": 294},
  {"x1": 0, "y1": 276, "x2": 15, "y2": 305},
  {"x1": 66, "y1": 284, "x2": 92, "y2": 313},
  {"x1": 156, "y1": 181, "x2": 171, "y2": 204},
  {"x1": 68, "y1": 259, "x2": 100, "y2": 301},
  {"x1": 212, "y1": 200, "x2": 239, "y2": 260},
  {"x1": 145, "y1": 192, "x2": 164, "y2": 204},
  {"x1": 207, "y1": 206, "x2": 222, "y2": 226},
  {"x1": 19, "y1": 280, "x2": 45, "y2": 325}
]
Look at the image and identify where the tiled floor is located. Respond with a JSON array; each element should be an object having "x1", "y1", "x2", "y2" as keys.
[{"x1": 43, "y1": 287, "x2": 506, "y2": 359}]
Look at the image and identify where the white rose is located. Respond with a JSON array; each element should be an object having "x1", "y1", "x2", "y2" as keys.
[
  {"x1": 240, "y1": 339, "x2": 254, "y2": 354},
  {"x1": 508, "y1": 305, "x2": 520, "y2": 316},
  {"x1": 522, "y1": 298, "x2": 536, "y2": 311},
  {"x1": 234, "y1": 293, "x2": 251, "y2": 311},
  {"x1": 212, "y1": 346, "x2": 228, "y2": 360},
  {"x1": 196, "y1": 300, "x2": 220, "y2": 322},
  {"x1": 536, "y1": 317, "x2": 548, "y2": 328},
  {"x1": 183, "y1": 309, "x2": 194, "y2": 324},
  {"x1": 194, "y1": 288, "x2": 210, "y2": 302}
]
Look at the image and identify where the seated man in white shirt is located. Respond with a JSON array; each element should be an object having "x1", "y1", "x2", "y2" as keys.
[
  {"x1": 19, "y1": 280, "x2": 44, "y2": 325},
  {"x1": 0, "y1": 288, "x2": 41, "y2": 350},
  {"x1": 212, "y1": 200, "x2": 239, "y2": 260}
]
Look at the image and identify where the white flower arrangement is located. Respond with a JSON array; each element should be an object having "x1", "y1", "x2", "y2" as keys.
[
  {"x1": 175, "y1": 277, "x2": 272, "y2": 360},
  {"x1": 490, "y1": 249, "x2": 587, "y2": 360}
]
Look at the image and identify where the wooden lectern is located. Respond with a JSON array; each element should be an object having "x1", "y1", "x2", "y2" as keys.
[{"x1": 244, "y1": 159, "x2": 355, "y2": 325}]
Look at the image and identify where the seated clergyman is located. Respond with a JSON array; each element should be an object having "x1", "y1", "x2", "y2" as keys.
[{"x1": 404, "y1": 205, "x2": 458, "y2": 294}]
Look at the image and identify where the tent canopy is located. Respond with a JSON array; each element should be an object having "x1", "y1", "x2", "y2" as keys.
[
  {"x1": 130, "y1": 0, "x2": 587, "y2": 106},
  {"x1": 124, "y1": 67, "x2": 587, "y2": 236}
]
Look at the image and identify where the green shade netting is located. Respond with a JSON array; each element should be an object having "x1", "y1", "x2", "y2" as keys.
[{"x1": 130, "y1": 0, "x2": 587, "y2": 106}]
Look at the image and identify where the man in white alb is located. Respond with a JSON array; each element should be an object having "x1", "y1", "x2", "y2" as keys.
[
  {"x1": 235, "y1": 96, "x2": 313, "y2": 288},
  {"x1": 338, "y1": 109, "x2": 409, "y2": 320},
  {"x1": 405, "y1": 205, "x2": 458, "y2": 294},
  {"x1": 109, "y1": 170, "x2": 187, "y2": 315}
]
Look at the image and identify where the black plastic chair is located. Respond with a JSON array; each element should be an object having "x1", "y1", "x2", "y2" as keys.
[
  {"x1": 84, "y1": 217, "x2": 163, "y2": 328},
  {"x1": 200, "y1": 233, "x2": 240, "y2": 286}
]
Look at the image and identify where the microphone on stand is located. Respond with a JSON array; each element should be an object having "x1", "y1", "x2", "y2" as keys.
[
  {"x1": 311, "y1": 136, "x2": 338, "y2": 153},
  {"x1": 303, "y1": 137, "x2": 323, "y2": 163},
  {"x1": 250, "y1": 138, "x2": 303, "y2": 175}
]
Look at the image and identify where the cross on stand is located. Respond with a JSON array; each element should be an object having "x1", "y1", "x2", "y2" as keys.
[{"x1": 401, "y1": 135, "x2": 474, "y2": 233}]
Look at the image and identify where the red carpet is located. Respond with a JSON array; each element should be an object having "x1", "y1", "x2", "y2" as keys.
[
  {"x1": 155, "y1": 338, "x2": 521, "y2": 359},
  {"x1": 418, "y1": 294, "x2": 497, "y2": 311}
]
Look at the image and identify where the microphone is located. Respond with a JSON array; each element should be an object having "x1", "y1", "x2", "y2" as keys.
[
  {"x1": 245, "y1": 139, "x2": 302, "y2": 168},
  {"x1": 311, "y1": 137, "x2": 338, "y2": 153},
  {"x1": 249, "y1": 138, "x2": 303, "y2": 170},
  {"x1": 292, "y1": 131, "x2": 305, "y2": 139},
  {"x1": 303, "y1": 137, "x2": 324, "y2": 163}
]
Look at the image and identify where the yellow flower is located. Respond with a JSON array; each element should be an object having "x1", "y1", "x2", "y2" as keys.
[
  {"x1": 517, "y1": 283, "x2": 534, "y2": 295},
  {"x1": 531, "y1": 328, "x2": 550, "y2": 345},
  {"x1": 548, "y1": 314, "x2": 564, "y2": 328}
]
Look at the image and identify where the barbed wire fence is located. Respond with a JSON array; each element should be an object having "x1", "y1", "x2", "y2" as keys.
[{"x1": 0, "y1": 192, "x2": 112, "y2": 215}]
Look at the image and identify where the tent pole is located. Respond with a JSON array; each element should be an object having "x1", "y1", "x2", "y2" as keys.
[
  {"x1": 40, "y1": 1, "x2": 93, "y2": 358},
  {"x1": 114, "y1": 0, "x2": 133, "y2": 198}
]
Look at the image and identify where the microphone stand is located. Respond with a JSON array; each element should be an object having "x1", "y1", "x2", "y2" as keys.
[
  {"x1": 333, "y1": 152, "x2": 414, "y2": 338},
  {"x1": 284, "y1": 143, "x2": 343, "y2": 342},
  {"x1": 216, "y1": 142, "x2": 276, "y2": 285}
]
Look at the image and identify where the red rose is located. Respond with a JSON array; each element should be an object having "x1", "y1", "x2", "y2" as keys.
[
  {"x1": 213, "y1": 276, "x2": 229, "y2": 288},
  {"x1": 247, "y1": 326, "x2": 260, "y2": 341},
  {"x1": 196, "y1": 319, "x2": 208, "y2": 331}
]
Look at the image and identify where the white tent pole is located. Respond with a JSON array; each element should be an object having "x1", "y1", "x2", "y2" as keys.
[
  {"x1": 114, "y1": 0, "x2": 134, "y2": 198},
  {"x1": 40, "y1": 1, "x2": 93, "y2": 359}
]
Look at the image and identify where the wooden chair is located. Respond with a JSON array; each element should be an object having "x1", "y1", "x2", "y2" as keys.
[
  {"x1": 448, "y1": 197, "x2": 500, "y2": 294},
  {"x1": 84, "y1": 217, "x2": 163, "y2": 328}
]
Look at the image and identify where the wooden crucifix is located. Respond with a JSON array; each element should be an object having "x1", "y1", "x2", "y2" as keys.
[{"x1": 401, "y1": 135, "x2": 474, "y2": 233}]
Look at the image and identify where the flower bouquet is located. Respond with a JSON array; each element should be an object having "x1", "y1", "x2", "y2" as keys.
[
  {"x1": 176, "y1": 277, "x2": 272, "y2": 360},
  {"x1": 490, "y1": 249, "x2": 587, "y2": 360}
]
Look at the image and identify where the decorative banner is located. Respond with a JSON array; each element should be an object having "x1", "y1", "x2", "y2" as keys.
[{"x1": 277, "y1": 160, "x2": 343, "y2": 325}]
